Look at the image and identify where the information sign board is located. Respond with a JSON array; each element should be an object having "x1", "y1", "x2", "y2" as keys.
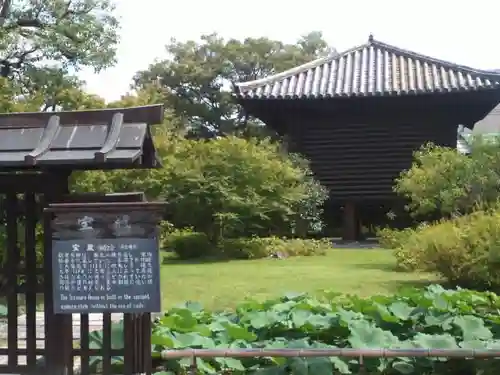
[{"x1": 50, "y1": 209, "x2": 162, "y2": 314}]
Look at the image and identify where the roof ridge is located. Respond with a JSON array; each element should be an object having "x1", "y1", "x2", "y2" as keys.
[{"x1": 235, "y1": 38, "x2": 500, "y2": 90}]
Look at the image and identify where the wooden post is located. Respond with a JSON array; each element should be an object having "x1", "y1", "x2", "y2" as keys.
[
  {"x1": 43, "y1": 198, "x2": 73, "y2": 375},
  {"x1": 342, "y1": 201, "x2": 360, "y2": 241}
]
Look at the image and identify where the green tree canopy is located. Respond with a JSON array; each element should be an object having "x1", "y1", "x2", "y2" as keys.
[
  {"x1": 395, "y1": 139, "x2": 500, "y2": 217},
  {"x1": 72, "y1": 133, "x2": 328, "y2": 241},
  {"x1": 0, "y1": 0, "x2": 119, "y2": 108},
  {"x1": 133, "y1": 32, "x2": 333, "y2": 136}
]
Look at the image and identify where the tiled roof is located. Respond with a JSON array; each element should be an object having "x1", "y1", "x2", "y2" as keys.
[
  {"x1": 0, "y1": 105, "x2": 164, "y2": 169},
  {"x1": 235, "y1": 36, "x2": 500, "y2": 99}
]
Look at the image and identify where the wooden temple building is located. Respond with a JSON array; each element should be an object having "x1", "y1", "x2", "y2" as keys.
[{"x1": 234, "y1": 36, "x2": 500, "y2": 240}]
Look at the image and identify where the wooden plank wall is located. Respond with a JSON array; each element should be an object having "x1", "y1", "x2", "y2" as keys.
[{"x1": 294, "y1": 119, "x2": 457, "y2": 201}]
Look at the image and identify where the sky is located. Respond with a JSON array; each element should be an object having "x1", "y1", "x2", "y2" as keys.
[{"x1": 79, "y1": 0, "x2": 500, "y2": 102}]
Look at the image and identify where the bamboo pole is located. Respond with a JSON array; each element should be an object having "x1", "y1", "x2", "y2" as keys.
[{"x1": 161, "y1": 348, "x2": 500, "y2": 360}]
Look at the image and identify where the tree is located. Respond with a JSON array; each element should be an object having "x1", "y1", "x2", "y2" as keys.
[
  {"x1": 133, "y1": 32, "x2": 333, "y2": 136},
  {"x1": 71, "y1": 134, "x2": 328, "y2": 242},
  {"x1": 0, "y1": 71, "x2": 107, "y2": 113},
  {"x1": 395, "y1": 139, "x2": 500, "y2": 217},
  {"x1": 0, "y1": 0, "x2": 119, "y2": 107},
  {"x1": 156, "y1": 136, "x2": 328, "y2": 242},
  {"x1": 0, "y1": 77, "x2": 41, "y2": 112},
  {"x1": 107, "y1": 85, "x2": 185, "y2": 135}
]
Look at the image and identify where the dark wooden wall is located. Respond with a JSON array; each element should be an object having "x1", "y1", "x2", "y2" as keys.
[
  {"x1": 288, "y1": 117, "x2": 457, "y2": 202},
  {"x1": 240, "y1": 90, "x2": 500, "y2": 239},
  {"x1": 243, "y1": 91, "x2": 498, "y2": 203}
]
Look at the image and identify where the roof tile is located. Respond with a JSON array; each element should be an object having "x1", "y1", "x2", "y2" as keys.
[{"x1": 235, "y1": 36, "x2": 500, "y2": 99}]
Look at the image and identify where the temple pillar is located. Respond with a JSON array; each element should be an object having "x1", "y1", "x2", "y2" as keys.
[{"x1": 342, "y1": 201, "x2": 360, "y2": 241}]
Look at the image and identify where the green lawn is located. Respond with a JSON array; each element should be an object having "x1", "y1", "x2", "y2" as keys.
[{"x1": 160, "y1": 249, "x2": 439, "y2": 310}]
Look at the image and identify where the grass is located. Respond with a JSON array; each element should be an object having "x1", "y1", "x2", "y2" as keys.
[
  {"x1": 160, "y1": 249, "x2": 440, "y2": 311},
  {"x1": 0, "y1": 250, "x2": 439, "y2": 315}
]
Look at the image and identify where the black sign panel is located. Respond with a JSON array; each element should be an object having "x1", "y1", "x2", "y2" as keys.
[
  {"x1": 52, "y1": 238, "x2": 161, "y2": 313},
  {"x1": 50, "y1": 209, "x2": 162, "y2": 314}
]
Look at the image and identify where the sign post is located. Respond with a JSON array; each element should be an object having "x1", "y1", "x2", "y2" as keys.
[{"x1": 44, "y1": 201, "x2": 165, "y2": 375}]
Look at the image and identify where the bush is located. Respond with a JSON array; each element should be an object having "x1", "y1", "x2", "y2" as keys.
[
  {"x1": 158, "y1": 220, "x2": 175, "y2": 247},
  {"x1": 72, "y1": 135, "x2": 329, "y2": 240},
  {"x1": 376, "y1": 227, "x2": 415, "y2": 250},
  {"x1": 392, "y1": 224, "x2": 435, "y2": 272},
  {"x1": 218, "y1": 237, "x2": 329, "y2": 259},
  {"x1": 377, "y1": 226, "x2": 430, "y2": 271},
  {"x1": 160, "y1": 227, "x2": 212, "y2": 259},
  {"x1": 395, "y1": 139, "x2": 500, "y2": 217},
  {"x1": 394, "y1": 209, "x2": 500, "y2": 290},
  {"x1": 161, "y1": 227, "x2": 330, "y2": 260}
]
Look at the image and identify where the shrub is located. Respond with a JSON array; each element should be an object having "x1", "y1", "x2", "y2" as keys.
[
  {"x1": 72, "y1": 135, "x2": 328, "y2": 240},
  {"x1": 377, "y1": 226, "x2": 430, "y2": 271},
  {"x1": 395, "y1": 209, "x2": 500, "y2": 290},
  {"x1": 376, "y1": 227, "x2": 415, "y2": 249},
  {"x1": 161, "y1": 228, "x2": 213, "y2": 260},
  {"x1": 158, "y1": 220, "x2": 175, "y2": 248},
  {"x1": 161, "y1": 227, "x2": 330, "y2": 260},
  {"x1": 395, "y1": 139, "x2": 500, "y2": 217},
  {"x1": 218, "y1": 237, "x2": 329, "y2": 259},
  {"x1": 392, "y1": 223, "x2": 437, "y2": 272}
]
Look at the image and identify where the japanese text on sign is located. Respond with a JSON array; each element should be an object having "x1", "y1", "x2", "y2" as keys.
[{"x1": 52, "y1": 238, "x2": 161, "y2": 313}]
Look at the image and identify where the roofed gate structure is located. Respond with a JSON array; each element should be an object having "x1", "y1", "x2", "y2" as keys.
[
  {"x1": 234, "y1": 36, "x2": 500, "y2": 240},
  {"x1": 0, "y1": 104, "x2": 163, "y2": 373}
]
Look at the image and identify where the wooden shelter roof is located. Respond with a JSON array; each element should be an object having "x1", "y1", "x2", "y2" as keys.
[
  {"x1": 0, "y1": 104, "x2": 164, "y2": 170},
  {"x1": 235, "y1": 36, "x2": 500, "y2": 99}
]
